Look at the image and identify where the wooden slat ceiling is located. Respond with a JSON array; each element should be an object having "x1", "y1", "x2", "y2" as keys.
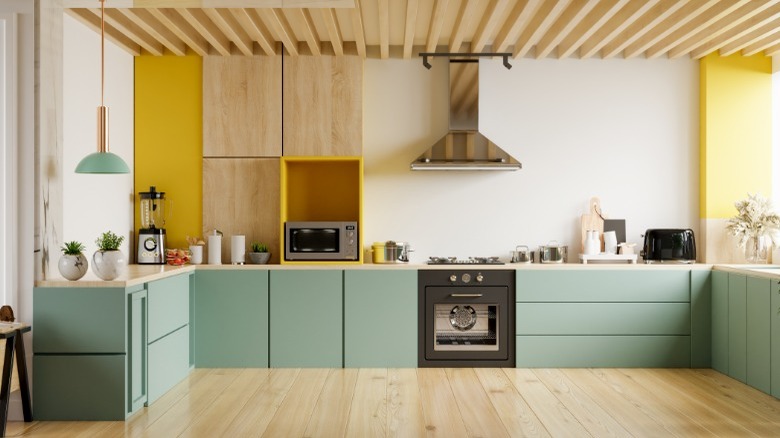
[{"x1": 66, "y1": 0, "x2": 780, "y2": 59}]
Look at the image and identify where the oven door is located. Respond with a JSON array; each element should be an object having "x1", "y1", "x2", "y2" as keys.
[{"x1": 424, "y1": 286, "x2": 509, "y2": 361}]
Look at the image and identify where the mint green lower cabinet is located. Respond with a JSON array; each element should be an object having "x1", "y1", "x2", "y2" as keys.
[
  {"x1": 148, "y1": 326, "x2": 190, "y2": 403},
  {"x1": 772, "y1": 279, "x2": 780, "y2": 398},
  {"x1": 148, "y1": 273, "x2": 190, "y2": 343},
  {"x1": 746, "y1": 276, "x2": 771, "y2": 394},
  {"x1": 690, "y1": 270, "x2": 712, "y2": 367},
  {"x1": 728, "y1": 274, "x2": 747, "y2": 382},
  {"x1": 711, "y1": 270, "x2": 729, "y2": 373},
  {"x1": 516, "y1": 303, "x2": 690, "y2": 335},
  {"x1": 344, "y1": 270, "x2": 417, "y2": 367},
  {"x1": 33, "y1": 354, "x2": 126, "y2": 420},
  {"x1": 194, "y1": 270, "x2": 269, "y2": 367},
  {"x1": 270, "y1": 270, "x2": 342, "y2": 367},
  {"x1": 516, "y1": 270, "x2": 690, "y2": 302},
  {"x1": 516, "y1": 336, "x2": 690, "y2": 368},
  {"x1": 128, "y1": 289, "x2": 148, "y2": 413}
]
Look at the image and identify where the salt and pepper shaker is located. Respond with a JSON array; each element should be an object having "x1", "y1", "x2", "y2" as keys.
[{"x1": 584, "y1": 230, "x2": 600, "y2": 255}]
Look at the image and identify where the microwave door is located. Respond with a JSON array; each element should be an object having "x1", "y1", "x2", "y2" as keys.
[{"x1": 291, "y1": 229, "x2": 339, "y2": 253}]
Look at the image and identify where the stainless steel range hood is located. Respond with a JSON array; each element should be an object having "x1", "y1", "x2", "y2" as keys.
[{"x1": 411, "y1": 60, "x2": 521, "y2": 171}]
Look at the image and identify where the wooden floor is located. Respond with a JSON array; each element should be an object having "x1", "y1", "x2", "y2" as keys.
[{"x1": 8, "y1": 368, "x2": 780, "y2": 437}]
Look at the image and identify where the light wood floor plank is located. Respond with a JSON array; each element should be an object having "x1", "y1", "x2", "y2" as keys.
[
  {"x1": 417, "y1": 368, "x2": 469, "y2": 438},
  {"x1": 220, "y1": 368, "x2": 299, "y2": 436},
  {"x1": 386, "y1": 368, "x2": 426, "y2": 438},
  {"x1": 533, "y1": 368, "x2": 632, "y2": 438},
  {"x1": 305, "y1": 368, "x2": 359, "y2": 438},
  {"x1": 446, "y1": 368, "x2": 510, "y2": 438},
  {"x1": 473, "y1": 368, "x2": 550, "y2": 437},
  {"x1": 15, "y1": 421, "x2": 113, "y2": 437},
  {"x1": 504, "y1": 368, "x2": 590, "y2": 437},
  {"x1": 345, "y1": 368, "x2": 388, "y2": 438},
  {"x1": 262, "y1": 368, "x2": 330, "y2": 437},
  {"x1": 687, "y1": 368, "x2": 780, "y2": 422}
]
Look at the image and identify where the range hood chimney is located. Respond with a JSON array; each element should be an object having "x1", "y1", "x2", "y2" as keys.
[{"x1": 411, "y1": 60, "x2": 521, "y2": 171}]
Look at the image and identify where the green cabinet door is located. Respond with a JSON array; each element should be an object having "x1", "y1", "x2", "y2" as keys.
[
  {"x1": 746, "y1": 276, "x2": 771, "y2": 393},
  {"x1": 148, "y1": 273, "x2": 190, "y2": 343},
  {"x1": 344, "y1": 270, "x2": 417, "y2": 367},
  {"x1": 691, "y1": 270, "x2": 712, "y2": 367},
  {"x1": 771, "y1": 278, "x2": 780, "y2": 398},
  {"x1": 270, "y1": 270, "x2": 343, "y2": 367},
  {"x1": 728, "y1": 274, "x2": 747, "y2": 382},
  {"x1": 194, "y1": 270, "x2": 269, "y2": 367},
  {"x1": 148, "y1": 326, "x2": 190, "y2": 403},
  {"x1": 128, "y1": 289, "x2": 147, "y2": 413},
  {"x1": 711, "y1": 270, "x2": 728, "y2": 373}
]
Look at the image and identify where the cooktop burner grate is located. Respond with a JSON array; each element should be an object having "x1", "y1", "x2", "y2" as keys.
[{"x1": 427, "y1": 256, "x2": 504, "y2": 265}]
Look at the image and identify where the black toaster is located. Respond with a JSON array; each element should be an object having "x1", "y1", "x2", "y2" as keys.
[{"x1": 641, "y1": 229, "x2": 696, "y2": 263}]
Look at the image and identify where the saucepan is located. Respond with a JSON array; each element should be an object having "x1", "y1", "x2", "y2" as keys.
[
  {"x1": 538, "y1": 241, "x2": 568, "y2": 264},
  {"x1": 371, "y1": 241, "x2": 412, "y2": 263},
  {"x1": 510, "y1": 245, "x2": 533, "y2": 263}
]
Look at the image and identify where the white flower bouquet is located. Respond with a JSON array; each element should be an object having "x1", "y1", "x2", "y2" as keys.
[{"x1": 726, "y1": 193, "x2": 780, "y2": 248}]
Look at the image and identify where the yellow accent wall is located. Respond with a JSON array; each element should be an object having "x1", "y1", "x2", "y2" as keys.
[
  {"x1": 135, "y1": 53, "x2": 202, "y2": 250},
  {"x1": 700, "y1": 53, "x2": 772, "y2": 219}
]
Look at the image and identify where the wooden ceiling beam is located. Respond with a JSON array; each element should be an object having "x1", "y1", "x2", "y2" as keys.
[
  {"x1": 493, "y1": 0, "x2": 542, "y2": 53},
  {"x1": 557, "y1": 0, "x2": 628, "y2": 59},
  {"x1": 176, "y1": 8, "x2": 231, "y2": 56},
  {"x1": 292, "y1": 8, "x2": 321, "y2": 56},
  {"x1": 719, "y1": 16, "x2": 780, "y2": 56},
  {"x1": 378, "y1": 0, "x2": 390, "y2": 58},
  {"x1": 147, "y1": 8, "x2": 209, "y2": 56},
  {"x1": 402, "y1": 0, "x2": 419, "y2": 59},
  {"x1": 580, "y1": 0, "x2": 659, "y2": 59},
  {"x1": 513, "y1": 0, "x2": 571, "y2": 58},
  {"x1": 645, "y1": 0, "x2": 749, "y2": 59},
  {"x1": 742, "y1": 27, "x2": 780, "y2": 55},
  {"x1": 690, "y1": 3, "x2": 780, "y2": 58},
  {"x1": 259, "y1": 8, "x2": 299, "y2": 56},
  {"x1": 320, "y1": 8, "x2": 343, "y2": 56},
  {"x1": 425, "y1": 0, "x2": 450, "y2": 53},
  {"x1": 449, "y1": 0, "x2": 479, "y2": 53},
  {"x1": 203, "y1": 8, "x2": 254, "y2": 56},
  {"x1": 96, "y1": 7, "x2": 164, "y2": 55},
  {"x1": 535, "y1": 0, "x2": 598, "y2": 59},
  {"x1": 762, "y1": 40, "x2": 780, "y2": 55},
  {"x1": 229, "y1": 8, "x2": 276, "y2": 56},
  {"x1": 350, "y1": 0, "x2": 366, "y2": 57},
  {"x1": 66, "y1": 8, "x2": 141, "y2": 56},
  {"x1": 116, "y1": 8, "x2": 186, "y2": 55},
  {"x1": 472, "y1": 0, "x2": 512, "y2": 53}
]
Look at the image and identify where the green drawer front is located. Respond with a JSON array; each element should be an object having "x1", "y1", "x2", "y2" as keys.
[
  {"x1": 148, "y1": 274, "x2": 190, "y2": 343},
  {"x1": 516, "y1": 302, "x2": 691, "y2": 335},
  {"x1": 148, "y1": 325, "x2": 190, "y2": 404},
  {"x1": 516, "y1": 335, "x2": 691, "y2": 367},
  {"x1": 516, "y1": 270, "x2": 690, "y2": 302},
  {"x1": 33, "y1": 354, "x2": 127, "y2": 420},
  {"x1": 33, "y1": 287, "x2": 127, "y2": 353}
]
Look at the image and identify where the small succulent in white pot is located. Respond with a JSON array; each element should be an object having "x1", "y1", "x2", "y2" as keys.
[
  {"x1": 248, "y1": 242, "x2": 271, "y2": 264},
  {"x1": 92, "y1": 231, "x2": 127, "y2": 281},
  {"x1": 58, "y1": 241, "x2": 89, "y2": 281}
]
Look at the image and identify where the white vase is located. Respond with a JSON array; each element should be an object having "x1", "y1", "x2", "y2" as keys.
[
  {"x1": 58, "y1": 253, "x2": 89, "y2": 281},
  {"x1": 92, "y1": 250, "x2": 127, "y2": 281}
]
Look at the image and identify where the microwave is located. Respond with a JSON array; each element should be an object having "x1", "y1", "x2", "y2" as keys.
[{"x1": 285, "y1": 221, "x2": 359, "y2": 261}]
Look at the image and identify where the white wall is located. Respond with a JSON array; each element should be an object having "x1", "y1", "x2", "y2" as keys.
[
  {"x1": 62, "y1": 14, "x2": 134, "y2": 261},
  {"x1": 363, "y1": 57, "x2": 698, "y2": 262}
]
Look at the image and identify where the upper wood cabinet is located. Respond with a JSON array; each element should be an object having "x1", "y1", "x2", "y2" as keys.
[
  {"x1": 203, "y1": 55, "x2": 282, "y2": 157},
  {"x1": 283, "y1": 55, "x2": 362, "y2": 156}
]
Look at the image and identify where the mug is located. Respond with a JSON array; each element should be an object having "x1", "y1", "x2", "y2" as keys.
[{"x1": 604, "y1": 231, "x2": 618, "y2": 255}]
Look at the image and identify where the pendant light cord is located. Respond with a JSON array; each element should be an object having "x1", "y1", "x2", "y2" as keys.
[{"x1": 100, "y1": 0, "x2": 105, "y2": 107}]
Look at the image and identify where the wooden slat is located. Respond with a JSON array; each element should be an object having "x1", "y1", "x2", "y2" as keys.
[
  {"x1": 535, "y1": 0, "x2": 598, "y2": 59},
  {"x1": 293, "y1": 8, "x2": 322, "y2": 55},
  {"x1": 763, "y1": 40, "x2": 780, "y2": 55},
  {"x1": 472, "y1": 0, "x2": 512, "y2": 53},
  {"x1": 579, "y1": 0, "x2": 660, "y2": 59},
  {"x1": 514, "y1": 0, "x2": 571, "y2": 58},
  {"x1": 446, "y1": 368, "x2": 510, "y2": 438},
  {"x1": 449, "y1": 0, "x2": 479, "y2": 53},
  {"x1": 304, "y1": 369, "x2": 359, "y2": 437},
  {"x1": 262, "y1": 369, "x2": 330, "y2": 436},
  {"x1": 116, "y1": 8, "x2": 186, "y2": 55},
  {"x1": 425, "y1": 0, "x2": 450, "y2": 53},
  {"x1": 351, "y1": 0, "x2": 366, "y2": 58},
  {"x1": 378, "y1": 0, "x2": 390, "y2": 58},
  {"x1": 737, "y1": 28, "x2": 780, "y2": 56},
  {"x1": 148, "y1": 8, "x2": 209, "y2": 56},
  {"x1": 417, "y1": 368, "x2": 469, "y2": 438},
  {"x1": 598, "y1": 0, "x2": 684, "y2": 59},
  {"x1": 221, "y1": 369, "x2": 300, "y2": 436},
  {"x1": 345, "y1": 368, "x2": 387, "y2": 437},
  {"x1": 320, "y1": 7, "x2": 344, "y2": 56},
  {"x1": 386, "y1": 369, "x2": 426, "y2": 437},
  {"x1": 719, "y1": 15, "x2": 780, "y2": 56},
  {"x1": 66, "y1": 8, "x2": 141, "y2": 55},
  {"x1": 690, "y1": 2, "x2": 780, "y2": 58},
  {"x1": 176, "y1": 7, "x2": 231, "y2": 56},
  {"x1": 260, "y1": 8, "x2": 299, "y2": 56},
  {"x1": 203, "y1": 8, "x2": 254, "y2": 56},
  {"x1": 229, "y1": 8, "x2": 276, "y2": 56},
  {"x1": 403, "y1": 0, "x2": 419, "y2": 58},
  {"x1": 98, "y1": 7, "x2": 164, "y2": 55},
  {"x1": 557, "y1": 0, "x2": 629, "y2": 59},
  {"x1": 493, "y1": 0, "x2": 542, "y2": 53}
]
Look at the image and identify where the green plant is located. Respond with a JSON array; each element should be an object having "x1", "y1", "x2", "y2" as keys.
[
  {"x1": 250, "y1": 242, "x2": 268, "y2": 253},
  {"x1": 95, "y1": 231, "x2": 125, "y2": 251},
  {"x1": 61, "y1": 241, "x2": 86, "y2": 255}
]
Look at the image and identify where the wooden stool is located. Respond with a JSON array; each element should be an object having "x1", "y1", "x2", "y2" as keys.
[{"x1": 0, "y1": 323, "x2": 31, "y2": 436}]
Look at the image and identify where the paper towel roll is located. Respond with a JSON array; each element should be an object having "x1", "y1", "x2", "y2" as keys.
[
  {"x1": 208, "y1": 235, "x2": 222, "y2": 265},
  {"x1": 231, "y1": 235, "x2": 246, "y2": 265}
]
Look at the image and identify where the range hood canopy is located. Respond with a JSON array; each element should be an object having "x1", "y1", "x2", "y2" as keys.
[{"x1": 411, "y1": 58, "x2": 521, "y2": 171}]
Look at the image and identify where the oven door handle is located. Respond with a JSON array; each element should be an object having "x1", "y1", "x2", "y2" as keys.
[{"x1": 449, "y1": 293, "x2": 483, "y2": 298}]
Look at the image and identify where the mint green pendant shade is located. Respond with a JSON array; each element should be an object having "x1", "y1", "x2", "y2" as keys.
[{"x1": 75, "y1": 151, "x2": 130, "y2": 174}]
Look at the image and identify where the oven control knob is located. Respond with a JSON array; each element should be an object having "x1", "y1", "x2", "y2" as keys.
[
  {"x1": 462, "y1": 273, "x2": 471, "y2": 283},
  {"x1": 449, "y1": 274, "x2": 457, "y2": 282},
  {"x1": 476, "y1": 273, "x2": 484, "y2": 283}
]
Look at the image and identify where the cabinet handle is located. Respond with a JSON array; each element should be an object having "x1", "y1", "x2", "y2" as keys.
[{"x1": 450, "y1": 293, "x2": 483, "y2": 298}]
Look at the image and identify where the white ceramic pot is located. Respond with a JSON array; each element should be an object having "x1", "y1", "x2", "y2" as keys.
[
  {"x1": 92, "y1": 250, "x2": 127, "y2": 281},
  {"x1": 58, "y1": 253, "x2": 89, "y2": 281}
]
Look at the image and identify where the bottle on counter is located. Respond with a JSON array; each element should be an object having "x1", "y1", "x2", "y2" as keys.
[{"x1": 207, "y1": 229, "x2": 223, "y2": 265}]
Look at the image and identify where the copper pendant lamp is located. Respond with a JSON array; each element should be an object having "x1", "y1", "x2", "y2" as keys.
[{"x1": 75, "y1": 0, "x2": 130, "y2": 174}]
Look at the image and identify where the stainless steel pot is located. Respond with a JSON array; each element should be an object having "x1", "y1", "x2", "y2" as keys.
[
  {"x1": 538, "y1": 241, "x2": 567, "y2": 264},
  {"x1": 371, "y1": 241, "x2": 412, "y2": 263},
  {"x1": 510, "y1": 245, "x2": 533, "y2": 263}
]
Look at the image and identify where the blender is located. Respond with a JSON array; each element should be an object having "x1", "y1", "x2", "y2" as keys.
[{"x1": 138, "y1": 186, "x2": 167, "y2": 264}]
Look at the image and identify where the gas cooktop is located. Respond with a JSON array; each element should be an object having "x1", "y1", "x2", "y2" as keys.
[{"x1": 427, "y1": 257, "x2": 505, "y2": 265}]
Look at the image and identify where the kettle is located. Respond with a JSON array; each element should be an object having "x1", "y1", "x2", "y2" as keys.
[{"x1": 510, "y1": 245, "x2": 533, "y2": 263}]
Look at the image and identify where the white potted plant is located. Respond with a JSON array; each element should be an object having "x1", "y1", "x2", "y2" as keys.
[
  {"x1": 726, "y1": 193, "x2": 780, "y2": 263},
  {"x1": 92, "y1": 231, "x2": 127, "y2": 280},
  {"x1": 248, "y1": 242, "x2": 270, "y2": 264},
  {"x1": 58, "y1": 241, "x2": 89, "y2": 281}
]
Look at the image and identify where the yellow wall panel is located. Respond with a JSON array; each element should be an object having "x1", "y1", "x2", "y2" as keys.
[
  {"x1": 700, "y1": 53, "x2": 772, "y2": 218},
  {"x1": 134, "y1": 54, "x2": 202, "y2": 251}
]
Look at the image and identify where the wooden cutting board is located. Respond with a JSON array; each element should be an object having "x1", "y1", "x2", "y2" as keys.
[{"x1": 580, "y1": 197, "x2": 604, "y2": 252}]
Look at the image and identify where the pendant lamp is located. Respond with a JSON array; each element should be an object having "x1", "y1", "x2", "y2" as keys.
[{"x1": 75, "y1": 0, "x2": 130, "y2": 174}]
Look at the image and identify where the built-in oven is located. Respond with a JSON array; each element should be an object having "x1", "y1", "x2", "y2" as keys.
[{"x1": 418, "y1": 269, "x2": 515, "y2": 367}]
